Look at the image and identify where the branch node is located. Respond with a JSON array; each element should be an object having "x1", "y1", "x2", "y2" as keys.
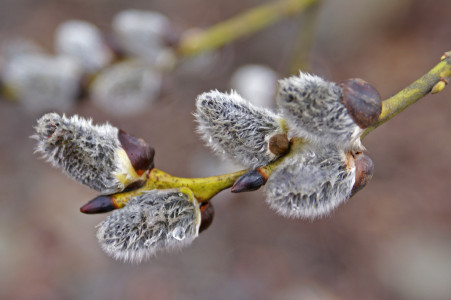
[
  {"x1": 441, "y1": 51, "x2": 451, "y2": 61},
  {"x1": 431, "y1": 77, "x2": 448, "y2": 94}
]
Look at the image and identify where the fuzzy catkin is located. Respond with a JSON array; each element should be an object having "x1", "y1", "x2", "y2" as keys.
[
  {"x1": 55, "y1": 20, "x2": 113, "y2": 73},
  {"x1": 3, "y1": 54, "x2": 82, "y2": 113},
  {"x1": 265, "y1": 144, "x2": 356, "y2": 219},
  {"x1": 33, "y1": 113, "x2": 125, "y2": 194},
  {"x1": 277, "y1": 73, "x2": 362, "y2": 148},
  {"x1": 96, "y1": 189, "x2": 200, "y2": 263},
  {"x1": 195, "y1": 90, "x2": 285, "y2": 169}
]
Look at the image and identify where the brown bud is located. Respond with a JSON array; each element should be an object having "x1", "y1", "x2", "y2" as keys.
[
  {"x1": 340, "y1": 78, "x2": 382, "y2": 129},
  {"x1": 199, "y1": 202, "x2": 214, "y2": 233},
  {"x1": 351, "y1": 153, "x2": 374, "y2": 196},
  {"x1": 80, "y1": 195, "x2": 118, "y2": 214},
  {"x1": 122, "y1": 180, "x2": 146, "y2": 192},
  {"x1": 268, "y1": 133, "x2": 290, "y2": 156},
  {"x1": 231, "y1": 169, "x2": 266, "y2": 193},
  {"x1": 118, "y1": 129, "x2": 155, "y2": 176}
]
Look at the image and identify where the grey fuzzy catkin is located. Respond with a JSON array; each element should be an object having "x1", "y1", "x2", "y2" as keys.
[
  {"x1": 195, "y1": 90, "x2": 285, "y2": 169},
  {"x1": 265, "y1": 144, "x2": 356, "y2": 219},
  {"x1": 277, "y1": 73, "x2": 362, "y2": 149},
  {"x1": 32, "y1": 113, "x2": 125, "y2": 194},
  {"x1": 96, "y1": 189, "x2": 200, "y2": 263}
]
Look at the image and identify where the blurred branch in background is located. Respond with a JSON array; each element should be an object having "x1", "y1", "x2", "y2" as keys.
[
  {"x1": 288, "y1": 2, "x2": 321, "y2": 73},
  {"x1": 177, "y1": 0, "x2": 321, "y2": 57}
]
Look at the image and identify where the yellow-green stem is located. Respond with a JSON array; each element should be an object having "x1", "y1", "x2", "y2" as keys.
[
  {"x1": 362, "y1": 51, "x2": 451, "y2": 139},
  {"x1": 111, "y1": 139, "x2": 308, "y2": 207},
  {"x1": 112, "y1": 168, "x2": 248, "y2": 208},
  {"x1": 177, "y1": 0, "x2": 321, "y2": 57}
]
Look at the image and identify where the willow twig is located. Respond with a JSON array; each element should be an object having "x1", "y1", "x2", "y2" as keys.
[
  {"x1": 362, "y1": 51, "x2": 451, "y2": 138},
  {"x1": 177, "y1": 0, "x2": 321, "y2": 57}
]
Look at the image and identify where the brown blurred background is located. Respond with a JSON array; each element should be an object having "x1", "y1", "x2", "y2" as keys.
[{"x1": 1, "y1": 0, "x2": 451, "y2": 299}]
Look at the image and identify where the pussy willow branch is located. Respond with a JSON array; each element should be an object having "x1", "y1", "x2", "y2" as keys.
[
  {"x1": 177, "y1": 0, "x2": 321, "y2": 57},
  {"x1": 114, "y1": 52, "x2": 451, "y2": 205}
]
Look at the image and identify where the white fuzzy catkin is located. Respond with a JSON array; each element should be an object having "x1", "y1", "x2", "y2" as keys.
[
  {"x1": 277, "y1": 73, "x2": 362, "y2": 148},
  {"x1": 112, "y1": 9, "x2": 176, "y2": 69},
  {"x1": 33, "y1": 113, "x2": 129, "y2": 194},
  {"x1": 91, "y1": 59, "x2": 162, "y2": 116},
  {"x1": 2, "y1": 53, "x2": 82, "y2": 113},
  {"x1": 265, "y1": 144, "x2": 356, "y2": 219},
  {"x1": 195, "y1": 90, "x2": 285, "y2": 169},
  {"x1": 55, "y1": 20, "x2": 113, "y2": 73},
  {"x1": 96, "y1": 189, "x2": 201, "y2": 263}
]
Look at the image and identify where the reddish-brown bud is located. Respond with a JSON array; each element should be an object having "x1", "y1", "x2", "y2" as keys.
[
  {"x1": 118, "y1": 129, "x2": 155, "y2": 176},
  {"x1": 231, "y1": 169, "x2": 266, "y2": 193},
  {"x1": 351, "y1": 153, "x2": 374, "y2": 196},
  {"x1": 199, "y1": 202, "x2": 214, "y2": 233},
  {"x1": 80, "y1": 195, "x2": 118, "y2": 214},
  {"x1": 340, "y1": 78, "x2": 382, "y2": 129},
  {"x1": 268, "y1": 133, "x2": 290, "y2": 156}
]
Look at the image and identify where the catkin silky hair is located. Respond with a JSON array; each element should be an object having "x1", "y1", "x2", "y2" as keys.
[
  {"x1": 265, "y1": 144, "x2": 356, "y2": 219},
  {"x1": 277, "y1": 73, "x2": 362, "y2": 149},
  {"x1": 33, "y1": 113, "x2": 153, "y2": 194},
  {"x1": 96, "y1": 189, "x2": 201, "y2": 263},
  {"x1": 195, "y1": 90, "x2": 286, "y2": 169}
]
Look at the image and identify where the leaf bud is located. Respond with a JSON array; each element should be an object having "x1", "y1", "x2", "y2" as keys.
[{"x1": 340, "y1": 78, "x2": 382, "y2": 129}]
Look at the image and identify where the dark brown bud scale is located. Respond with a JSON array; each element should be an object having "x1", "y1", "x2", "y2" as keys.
[
  {"x1": 340, "y1": 78, "x2": 382, "y2": 129},
  {"x1": 122, "y1": 180, "x2": 146, "y2": 192},
  {"x1": 351, "y1": 153, "x2": 374, "y2": 197},
  {"x1": 231, "y1": 169, "x2": 266, "y2": 193},
  {"x1": 118, "y1": 129, "x2": 155, "y2": 176},
  {"x1": 80, "y1": 195, "x2": 117, "y2": 214},
  {"x1": 199, "y1": 202, "x2": 214, "y2": 233},
  {"x1": 268, "y1": 133, "x2": 290, "y2": 156}
]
